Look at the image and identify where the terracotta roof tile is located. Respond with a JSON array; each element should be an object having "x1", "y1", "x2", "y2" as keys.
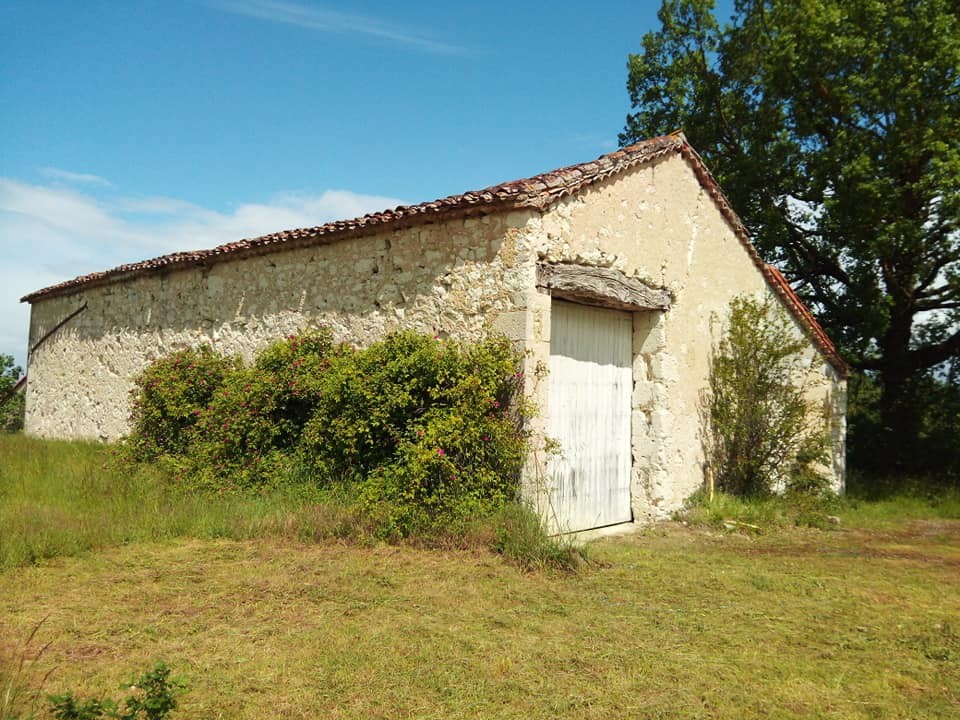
[
  {"x1": 762, "y1": 264, "x2": 850, "y2": 377},
  {"x1": 20, "y1": 132, "x2": 848, "y2": 375}
]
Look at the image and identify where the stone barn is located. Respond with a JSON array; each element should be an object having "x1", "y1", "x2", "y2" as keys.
[{"x1": 21, "y1": 133, "x2": 848, "y2": 531}]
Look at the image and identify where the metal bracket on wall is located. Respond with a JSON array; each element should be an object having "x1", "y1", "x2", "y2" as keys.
[{"x1": 29, "y1": 301, "x2": 88, "y2": 356}]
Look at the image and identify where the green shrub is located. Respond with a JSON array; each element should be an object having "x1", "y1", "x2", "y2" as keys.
[
  {"x1": 300, "y1": 333, "x2": 519, "y2": 478},
  {"x1": 702, "y1": 295, "x2": 829, "y2": 497},
  {"x1": 185, "y1": 332, "x2": 335, "y2": 489},
  {"x1": 48, "y1": 662, "x2": 185, "y2": 720},
  {"x1": 298, "y1": 332, "x2": 528, "y2": 535},
  {"x1": 0, "y1": 391, "x2": 24, "y2": 434},
  {"x1": 126, "y1": 347, "x2": 237, "y2": 461},
  {"x1": 251, "y1": 330, "x2": 337, "y2": 433},
  {"x1": 125, "y1": 330, "x2": 531, "y2": 539}
]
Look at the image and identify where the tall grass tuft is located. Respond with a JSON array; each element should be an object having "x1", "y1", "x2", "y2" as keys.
[
  {"x1": 488, "y1": 503, "x2": 586, "y2": 571},
  {"x1": 0, "y1": 617, "x2": 54, "y2": 720}
]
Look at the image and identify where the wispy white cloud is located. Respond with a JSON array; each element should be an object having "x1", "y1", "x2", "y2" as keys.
[
  {"x1": 39, "y1": 167, "x2": 113, "y2": 186},
  {"x1": 211, "y1": 0, "x2": 463, "y2": 54},
  {"x1": 0, "y1": 176, "x2": 404, "y2": 369}
]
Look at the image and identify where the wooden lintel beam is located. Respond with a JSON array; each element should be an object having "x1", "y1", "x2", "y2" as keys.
[{"x1": 536, "y1": 263, "x2": 671, "y2": 311}]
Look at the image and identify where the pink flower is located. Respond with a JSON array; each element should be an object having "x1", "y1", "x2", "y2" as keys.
[
  {"x1": 493, "y1": 400, "x2": 501, "y2": 408},
  {"x1": 482, "y1": 435, "x2": 490, "y2": 442},
  {"x1": 436, "y1": 447, "x2": 445, "y2": 456}
]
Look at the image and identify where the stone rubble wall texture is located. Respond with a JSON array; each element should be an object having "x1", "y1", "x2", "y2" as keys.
[
  {"x1": 25, "y1": 151, "x2": 845, "y2": 521},
  {"x1": 25, "y1": 210, "x2": 539, "y2": 441}
]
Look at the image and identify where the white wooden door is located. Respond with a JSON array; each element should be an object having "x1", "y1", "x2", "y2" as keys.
[{"x1": 547, "y1": 300, "x2": 633, "y2": 532}]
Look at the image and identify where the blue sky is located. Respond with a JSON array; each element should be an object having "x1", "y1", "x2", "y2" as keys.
[{"x1": 0, "y1": 0, "x2": 733, "y2": 370}]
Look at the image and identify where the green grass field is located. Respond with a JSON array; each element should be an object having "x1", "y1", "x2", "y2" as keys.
[
  {"x1": 2, "y1": 435, "x2": 958, "y2": 719},
  {"x1": 0, "y1": 435, "x2": 341, "y2": 572}
]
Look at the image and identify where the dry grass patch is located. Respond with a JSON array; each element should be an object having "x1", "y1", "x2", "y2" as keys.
[{"x1": 2, "y1": 521, "x2": 958, "y2": 719}]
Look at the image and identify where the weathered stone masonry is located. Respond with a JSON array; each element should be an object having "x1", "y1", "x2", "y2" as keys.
[
  {"x1": 22, "y1": 134, "x2": 849, "y2": 522},
  {"x1": 26, "y1": 211, "x2": 539, "y2": 440}
]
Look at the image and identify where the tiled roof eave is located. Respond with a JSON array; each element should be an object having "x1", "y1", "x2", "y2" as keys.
[
  {"x1": 762, "y1": 265, "x2": 852, "y2": 378},
  {"x1": 18, "y1": 194, "x2": 539, "y2": 304}
]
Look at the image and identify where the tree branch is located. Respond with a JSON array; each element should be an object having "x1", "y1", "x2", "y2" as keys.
[
  {"x1": 916, "y1": 299, "x2": 960, "y2": 312},
  {"x1": 909, "y1": 329, "x2": 960, "y2": 371}
]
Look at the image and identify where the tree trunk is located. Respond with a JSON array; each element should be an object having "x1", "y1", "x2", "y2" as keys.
[{"x1": 876, "y1": 309, "x2": 921, "y2": 472}]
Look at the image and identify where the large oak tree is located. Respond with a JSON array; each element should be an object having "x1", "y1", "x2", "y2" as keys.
[{"x1": 622, "y1": 0, "x2": 960, "y2": 471}]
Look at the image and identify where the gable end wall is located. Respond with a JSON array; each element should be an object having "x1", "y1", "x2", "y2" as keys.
[{"x1": 522, "y1": 153, "x2": 845, "y2": 520}]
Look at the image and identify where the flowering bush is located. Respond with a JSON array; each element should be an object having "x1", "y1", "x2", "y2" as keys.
[
  {"x1": 297, "y1": 332, "x2": 527, "y2": 536},
  {"x1": 185, "y1": 331, "x2": 335, "y2": 489},
  {"x1": 126, "y1": 347, "x2": 237, "y2": 460},
  {"x1": 125, "y1": 330, "x2": 530, "y2": 536},
  {"x1": 298, "y1": 332, "x2": 528, "y2": 535}
]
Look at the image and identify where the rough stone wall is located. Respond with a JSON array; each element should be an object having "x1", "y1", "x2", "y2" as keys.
[
  {"x1": 25, "y1": 210, "x2": 539, "y2": 440},
  {"x1": 520, "y1": 154, "x2": 846, "y2": 520}
]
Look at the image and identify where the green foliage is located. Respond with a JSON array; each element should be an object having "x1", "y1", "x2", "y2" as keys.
[
  {"x1": 299, "y1": 332, "x2": 527, "y2": 536},
  {"x1": 622, "y1": 0, "x2": 960, "y2": 476},
  {"x1": 300, "y1": 332, "x2": 460, "y2": 481},
  {"x1": 703, "y1": 295, "x2": 828, "y2": 496},
  {"x1": 183, "y1": 332, "x2": 335, "y2": 490},
  {"x1": 48, "y1": 662, "x2": 185, "y2": 720},
  {"x1": 125, "y1": 347, "x2": 237, "y2": 461},
  {"x1": 125, "y1": 331, "x2": 531, "y2": 539},
  {"x1": 0, "y1": 355, "x2": 24, "y2": 434},
  {"x1": 0, "y1": 355, "x2": 20, "y2": 394},
  {"x1": 848, "y1": 369, "x2": 960, "y2": 485},
  {"x1": 0, "y1": 392, "x2": 24, "y2": 435},
  {"x1": 48, "y1": 694, "x2": 111, "y2": 720}
]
